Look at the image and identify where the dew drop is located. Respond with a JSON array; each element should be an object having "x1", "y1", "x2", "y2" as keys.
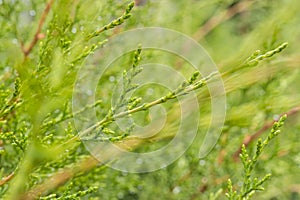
[
  {"x1": 199, "y1": 159, "x2": 206, "y2": 166},
  {"x1": 172, "y1": 186, "x2": 181, "y2": 194},
  {"x1": 109, "y1": 76, "x2": 115, "y2": 82},
  {"x1": 71, "y1": 27, "x2": 77, "y2": 34},
  {"x1": 273, "y1": 114, "x2": 280, "y2": 121},
  {"x1": 12, "y1": 38, "x2": 18, "y2": 44},
  {"x1": 29, "y1": 10, "x2": 36, "y2": 16}
]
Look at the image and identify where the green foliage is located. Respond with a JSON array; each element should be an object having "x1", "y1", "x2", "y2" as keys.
[
  {"x1": 40, "y1": 182, "x2": 97, "y2": 200},
  {"x1": 226, "y1": 115, "x2": 287, "y2": 200},
  {"x1": 0, "y1": 0, "x2": 299, "y2": 200}
]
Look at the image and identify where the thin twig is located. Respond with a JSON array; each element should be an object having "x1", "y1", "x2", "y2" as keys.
[
  {"x1": 193, "y1": 0, "x2": 254, "y2": 41},
  {"x1": 21, "y1": 156, "x2": 99, "y2": 200},
  {"x1": 174, "y1": 0, "x2": 254, "y2": 70},
  {"x1": 22, "y1": 0, "x2": 55, "y2": 57},
  {"x1": 232, "y1": 106, "x2": 300, "y2": 161},
  {"x1": 0, "y1": 172, "x2": 15, "y2": 186},
  {"x1": 21, "y1": 128, "x2": 177, "y2": 199}
]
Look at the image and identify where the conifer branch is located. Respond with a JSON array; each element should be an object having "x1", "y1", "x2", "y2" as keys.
[
  {"x1": 22, "y1": 0, "x2": 54, "y2": 57},
  {"x1": 232, "y1": 106, "x2": 300, "y2": 161}
]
